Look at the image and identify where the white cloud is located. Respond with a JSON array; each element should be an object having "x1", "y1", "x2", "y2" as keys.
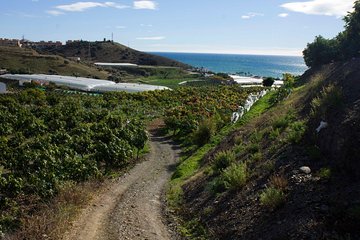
[
  {"x1": 47, "y1": 10, "x2": 65, "y2": 16},
  {"x1": 281, "y1": 0, "x2": 355, "y2": 17},
  {"x1": 136, "y1": 36, "x2": 165, "y2": 40},
  {"x1": 116, "y1": 25, "x2": 126, "y2": 29},
  {"x1": 134, "y1": 1, "x2": 157, "y2": 10},
  {"x1": 55, "y1": 2, "x2": 128, "y2": 12},
  {"x1": 278, "y1": 13, "x2": 289, "y2": 17},
  {"x1": 241, "y1": 12, "x2": 264, "y2": 19},
  {"x1": 140, "y1": 24, "x2": 153, "y2": 27}
]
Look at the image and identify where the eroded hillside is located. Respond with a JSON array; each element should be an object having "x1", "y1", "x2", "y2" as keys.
[{"x1": 170, "y1": 59, "x2": 360, "y2": 240}]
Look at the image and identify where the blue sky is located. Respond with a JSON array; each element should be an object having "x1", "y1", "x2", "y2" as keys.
[{"x1": 0, "y1": 0, "x2": 356, "y2": 55}]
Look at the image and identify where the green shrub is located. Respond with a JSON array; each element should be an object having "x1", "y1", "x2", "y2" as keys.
[
  {"x1": 234, "y1": 143, "x2": 245, "y2": 155},
  {"x1": 260, "y1": 187, "x2": 285, "y2": 209},
  {"x1": 246, "y1": 143, "x2": 260, "y2": 154},
  {"x1": 286, "y1": 121, "x2": 307, "y2": 144},
  {"x1": 310, "y1": 84, "x2": 343, "y2": 118},
  {"x1": 221, "y1": 162, "x2": 247, "y2": 190},
  {"x1": 213, "y1": 150, "x2": 235, "y2": 172},
  {"x1": 192, "y1": 119, "x2": 215, "y2": 146},
  {"x1": 250, "y1": 152, "x2": 262, "y2": 162},
  {"x1": 263, "y1": 77, "x2": 275, "y2": 87},
  {"x1": 318, "y1": 167, "x2": 331, "y2": 180},
  {"x1": 268, "y1": 127, "x2": 280, "y2": 141}
]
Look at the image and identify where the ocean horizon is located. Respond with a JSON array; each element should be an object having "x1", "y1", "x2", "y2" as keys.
[{"x1": 151, "y1": 52, "x2": 308, "y2": 79}]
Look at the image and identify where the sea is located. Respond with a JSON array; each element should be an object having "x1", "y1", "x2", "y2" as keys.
[{"x1": 151, "y1": 52, "x2": 308, "y2": 79}]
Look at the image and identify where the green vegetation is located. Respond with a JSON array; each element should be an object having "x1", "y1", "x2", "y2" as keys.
[
  {"x1": 167, "y1": 91, "x2": 275, "y2": 210},
  {"x1": 217, "y1": 162, "x2": 247, "y2": 191},
  {"x1": 0, "y1": 82, "x2": 260, "y2": 234},
  {"x1": 318, "y1": 167, "x2": 332, "y2": 180},
  {"x1": 263, "y1": 77, "x2": 275, "y2": 87},
  {"x1": 310, "y1": 84, "x2": 343, "y2": 118},
  {"x1": 38, "y1": 41, "x2": 189, "y2": 68},
  {"x1": 213, "y1": 150, "x2": 236, "y2": 173},
  {"x1": 260, "y1": 187, "x2": 285, "y2": 209},
  {"x1": 0, "y1": 89, "x2": 150, "y2": 231},
  {"x1": 0, "y1": 46, "x2": 109, "y2": 79},
  {"x1": 303, "y1": 1, "x2": 360, "y2": 67}
]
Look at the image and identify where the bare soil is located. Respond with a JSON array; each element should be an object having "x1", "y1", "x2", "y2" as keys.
[{"x1": 62, "y1": 130, "x2": 180, "y2": 240}]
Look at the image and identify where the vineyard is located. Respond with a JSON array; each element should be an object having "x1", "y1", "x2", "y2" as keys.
[{"x1": 0, "y1": 84, "x2": 258, "y2": 233}]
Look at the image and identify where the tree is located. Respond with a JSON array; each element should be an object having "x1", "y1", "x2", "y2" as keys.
[
  {"x1": 303, "y1": 36, "x2": 339, "y2": 67},
  {"x1": 263, "y1": 77, "x2": 275, "y2": 87},
  {"x1": 340, "y1": 0, "x2": 360, "y2": 59},
  {"x1": 303, "y1": 1, "x2": 360, "y2": 67}
]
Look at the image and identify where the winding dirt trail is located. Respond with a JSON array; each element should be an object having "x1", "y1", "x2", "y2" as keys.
[{"x1": 63, "y1": 130, "x2": 180, "y2": 240}]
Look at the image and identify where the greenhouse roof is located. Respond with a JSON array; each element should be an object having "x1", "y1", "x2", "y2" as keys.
[{"x1": 1, "y1": 74, "x2": 170, "y2": 93}]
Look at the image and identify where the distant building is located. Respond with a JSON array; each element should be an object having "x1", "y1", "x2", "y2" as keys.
[
  {"x1": 0, "y1": 38, "x2": 19, "y2": 47},
  {"x1": 0, "y1": 38, "x2": 63, "y2": 48}
]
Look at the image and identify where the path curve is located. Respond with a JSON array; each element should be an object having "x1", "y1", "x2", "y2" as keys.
[{"x1": 62, "y1": 131, "x2": 179, "y2": 240}]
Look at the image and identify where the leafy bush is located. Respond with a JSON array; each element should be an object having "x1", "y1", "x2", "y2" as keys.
[
  {"x1": 260, "y1": 187, "x2": 285, "y2": 209},
  {"x1": 213, "y1": 163, "x2": 247, "y2": 192},
  {"x1": 213, "y1": 150, "x2": 236, "y2": 172},
  {"x1": 310, "y1": 84, "x2": 343, "y2": 118},
  {"x1": 222, "y1": 163, "x2": 247, "y2": 190},
  {"x1": 263, "y1": 77, "x2": 275, "y2": 87},
  {"x1": 286, "y1": 121, "x2": 307, "y2": 144},
  {"x1": 303, "y1": 1, "x2": 360, "y2": 66},
  {"x1": 192, "y1": 119, "x2": 215, "y2": 146}
]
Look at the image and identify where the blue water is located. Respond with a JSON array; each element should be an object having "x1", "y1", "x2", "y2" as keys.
[{"x1": 151, "y1": 52, "x2": 308, "y2": 78}]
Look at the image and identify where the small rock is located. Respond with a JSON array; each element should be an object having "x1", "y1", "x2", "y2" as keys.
[{"x1": 300, "y1": 166, "x2": 311, "y2": 174}]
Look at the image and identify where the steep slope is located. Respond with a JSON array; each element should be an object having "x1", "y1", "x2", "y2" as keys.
[
  {"x1": 171, "y1": 59, "x2": 360, "y2": 239},
  {"x1": 36, "y1": 41, "x2": 190, "y2": 69},
  {"x1": 0, "y1": 46, "x2": 109, "y2": 79}
]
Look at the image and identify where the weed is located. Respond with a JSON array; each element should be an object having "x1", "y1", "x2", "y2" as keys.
[
  {"x1": 268, "y1": 127, "x2": 280, "y2": 141},
  {"x1": 310, "y1": 84, "x2": 343, "y2": 118},
  {"x1": 234, "y1": 143, "x2": 246, "y2": 155},
  {"x1": 221, "y1": 162, "x2": 247, "y2": 190},
  {"x1": 286, "y1": 121, "x2": 307, "y2": 144},
  {"x1": 262, "y1": 161, "x2": 276, "y2": 173},
  {"x1": 318, "y1": 167, "x2": 331, "y2": 180},
  {"x1": 180, "y1": 218, "x2": 208, "y2": 240},
  {"x1": 213, "y1": 150, "x2": 236, "y2": 173},
  {"x1": 246, "y1": 143, "x2": 260, "y2": 154},
  {"x1": 260, "y1": 187, "x2": 285, "y2": 209},
  {"x1": 234, "y1": 135, "x2": 243, "y2": 145},
  {"x1": 250, "y1": 152, "x2": 262, "y2": 162},
  {"x1": 250, "y1": 130, "x2": 263, "y2": 143},
  {"x1": 192, "y1": 119, "x2": 215, "y2": 146},
  {"x1": 269, "y1": 174, "x2": 288, "y2": 190}
]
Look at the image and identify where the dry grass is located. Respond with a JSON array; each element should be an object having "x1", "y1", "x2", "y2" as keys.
[
  {"x1": 269, "y1": 174, "x2": 288, "y2": 190},
  {"x1": 6, "y1": 181, "x2": 103, "y2": 240}
]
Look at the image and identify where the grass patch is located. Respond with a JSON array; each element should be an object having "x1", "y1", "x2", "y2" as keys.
[
  {"x1": 286, "y1": 120, "x2": 307, "y2": 144},
  {"x1": 310, "y1": 84, "x2": 343, "y2": 118},
  {"x1": 260, "y1": 187, "x2": 286, "y2": 210},
  {"x1": 168, "y1": 91, "x2": 276, "y2": 208},
  {"x1": 220, "y1": 162, "x2": 247, "y2": 190},
  {"x1": 212, "y1": 150, "x2": 236, "y2": 173},
  {"x1": 317, "y1": 167, "x2": 332, "y2": 180}
]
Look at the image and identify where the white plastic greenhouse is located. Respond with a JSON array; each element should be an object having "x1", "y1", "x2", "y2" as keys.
[{"x1": 1, "y1": 74, "x2": 170, "y2": 93}]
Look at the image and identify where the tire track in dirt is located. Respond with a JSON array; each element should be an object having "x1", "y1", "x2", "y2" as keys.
[{"x1": 62, "y1": 132, "x2": 179, "y2": 240}]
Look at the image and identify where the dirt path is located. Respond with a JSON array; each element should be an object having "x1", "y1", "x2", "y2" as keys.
[{"x1": 63, "y1": 132, "x2": 180, "y2": 240}]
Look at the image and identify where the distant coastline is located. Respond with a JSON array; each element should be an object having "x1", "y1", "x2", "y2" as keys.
[{"x1": 151, "y1": 52, "x2": 308, "y2": 78}]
